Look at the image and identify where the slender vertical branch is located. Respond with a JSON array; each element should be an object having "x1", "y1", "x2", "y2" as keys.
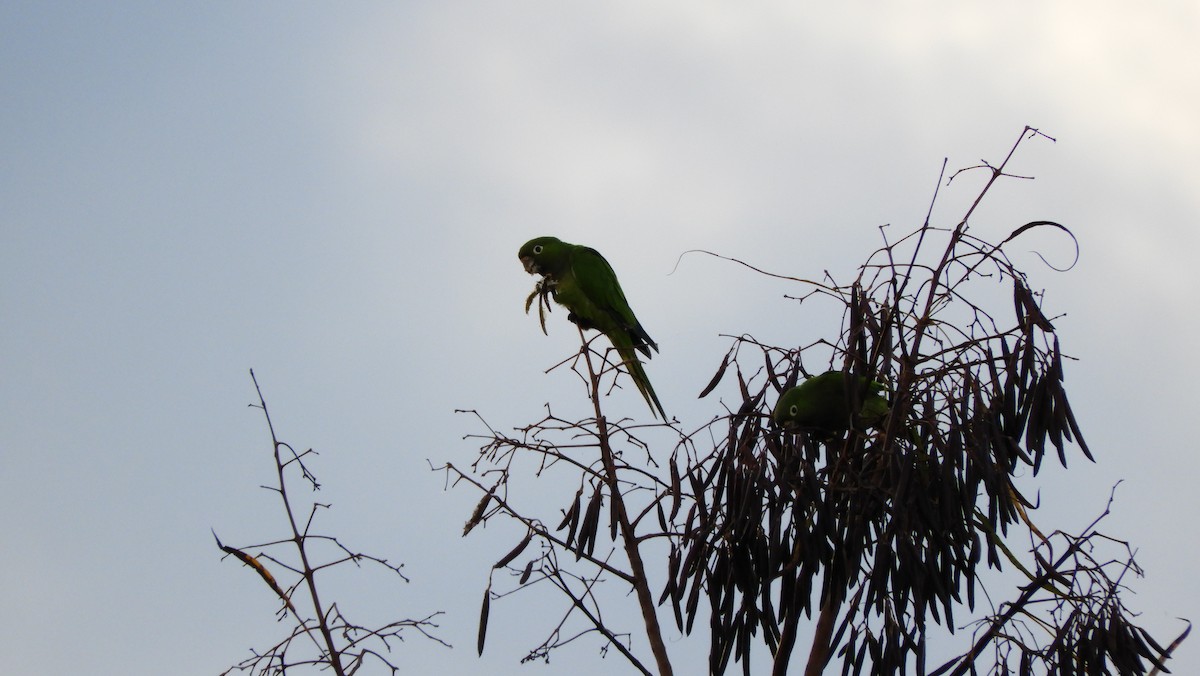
[
  {"x1": 578, "y1": 329, "x2": 675, "y2": 676},
  {"x1": 250, "y1": 369, "x2": 348, "y2": 676},
  {"x1": 803, "y1": 600, "x2": 841, "y2": 676}
]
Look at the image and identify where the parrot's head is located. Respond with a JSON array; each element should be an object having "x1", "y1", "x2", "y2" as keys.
[
  {"x1": 518, "y1": 236, "x2": 567, "y2": 276},
  {"x1": 771, "y1": 388, "x2": 803, "y2": 429}
]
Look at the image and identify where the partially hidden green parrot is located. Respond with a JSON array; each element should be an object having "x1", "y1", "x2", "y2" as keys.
[
  {"x1": 772, "y1": 370, "x2": 890, "y2": 436},
  {"x1": 518, "y1": 236, "x2": 667, "y2": 420}
]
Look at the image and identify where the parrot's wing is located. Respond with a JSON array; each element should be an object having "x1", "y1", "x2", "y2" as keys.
[
  {"x1": 571, "y1": 246, "x2": 658, "y2": 356},
  {"x1": 571, "y1": 247, "x2": 636, "y2": 326}
]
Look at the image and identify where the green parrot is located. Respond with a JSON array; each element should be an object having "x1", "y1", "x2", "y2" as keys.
[
  {"x1": 772, "y1": 370, "x2": 890, "y2": 436},
  {"x1": 518, "y1": 236, "x2": 667, "y2": 420}
]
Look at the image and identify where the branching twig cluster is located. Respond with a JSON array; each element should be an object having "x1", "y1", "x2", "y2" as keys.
[
  {"x1": 216, "y1": 370, "x2": 448, "y2": 676},
  {"x1": 447, "y1": 334, "x2": 685, "y2": 675},
  {"x1": 936, "y1": 486, "x2": 1185, "y2": 676}
]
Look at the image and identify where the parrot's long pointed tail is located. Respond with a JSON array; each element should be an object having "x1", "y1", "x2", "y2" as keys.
[{"x1": 616, "y1": 346, "x2": 667, "y2": 420}]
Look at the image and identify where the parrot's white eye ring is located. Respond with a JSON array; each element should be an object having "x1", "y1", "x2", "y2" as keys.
[
  {"x1": 533, "y1": 245, "x2": 544, "y2": 254},
  {"x1": 789, "y1": 405, "x2": 799, "y2": 416}
]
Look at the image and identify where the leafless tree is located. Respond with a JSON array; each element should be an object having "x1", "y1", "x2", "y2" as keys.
[{"x1": 452, "y1": 127, "x2": 1187, "y2": 675}]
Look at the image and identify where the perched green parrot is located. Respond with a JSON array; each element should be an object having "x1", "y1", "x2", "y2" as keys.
[
  {"x1": 518, "y1": 236, "x2": 667, "y2": 419},
  {"x1": 772, "y1": 370, "x2": 890, "y2": 436}
]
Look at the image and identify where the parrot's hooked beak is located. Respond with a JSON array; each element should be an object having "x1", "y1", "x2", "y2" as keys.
[{"x1": 520, "y1": 256, "x2": 538, "y2": 274}]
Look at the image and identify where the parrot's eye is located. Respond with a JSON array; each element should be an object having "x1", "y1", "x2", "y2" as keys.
[
  {"x1": 789, "y1": 405, "x2": 798, "y2": 416},
  {"x1": 532, "y1": 245, "x2": 544, "y2": 254}
]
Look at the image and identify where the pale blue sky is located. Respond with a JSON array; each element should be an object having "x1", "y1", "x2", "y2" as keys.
[{"x1": 2, "y1": 2, "x2": 1197, "y2": 674}]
